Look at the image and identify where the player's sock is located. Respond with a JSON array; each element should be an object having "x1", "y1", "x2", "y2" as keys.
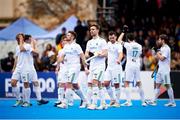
[
  {"x1": 115, "y1": 88, "x2": 120, "y2": 103},
  {"x1": 23, "y1": 87, "x2": 31, "y2": 103},
  {"x1": 12, "y1": 86, "x2": 21, "y2": 100},
  {"x1": 125, "y1": 87, "x2": 131, "y2": 102},
  {"x1": 58, "y1": 87, "x2": 64, "y2": 102},
  {"x1": 99, "y1": 87, "x2": 106, "y2": 105},
  {"x1": 92, "y1": 85, "x2": 99, "y2": 105},
  {"x1": 74, "y1": 89, "x2": 85, "y2": 101},
  {"x1": 138, "y1": 87, "x2": 145, "y2": 102},
  {"x1": 154, "y1": 88, "x2": 160, "y2": 101},
  {"x1": 65, "y1": 88, "x2": 73, "y2": 105},
  {"x1": 87, "y1": 87, "x2": 93, "y2": 105},
  {"x1": 167, "y1": 87, "x2": 175, "y2": 103},
  {"x1": 33, "y1": 85, "x2": 41, "y2": 101},
  {"x1": 106, "y1": 86, "x2": 115, "y2": 101}
]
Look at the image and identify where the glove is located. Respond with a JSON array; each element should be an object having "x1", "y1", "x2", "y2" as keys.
[{"x1": 122, "y1": 25, "x2": 129, "y2": 33}]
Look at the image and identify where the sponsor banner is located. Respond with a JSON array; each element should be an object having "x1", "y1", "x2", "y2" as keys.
[{"x1": 0, "y1": 71, "x2": 154, "y2": 99}]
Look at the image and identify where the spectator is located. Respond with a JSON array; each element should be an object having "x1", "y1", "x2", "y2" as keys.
[
  {"x1": 56, "y1": 27, "x2": 67, "y2": 51},
  {"x1": 74, "y1": 19, "x2": 88, "y2": 51},
  {"x1": 1, "y1": 52, "x2": 15, "y2": 72},
  {"x1": 41, "y1": 44, "x2": 56, "y2": 71}
]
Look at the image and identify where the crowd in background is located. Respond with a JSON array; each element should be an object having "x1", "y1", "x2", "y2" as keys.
[{"x1": 0, "y1": 0, "x2": 180, "y2": 72}]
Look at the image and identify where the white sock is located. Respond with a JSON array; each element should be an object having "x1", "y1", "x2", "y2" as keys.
[
  {"x1": 92, "y1": 86, "x2": 99, "y2": 105},
  {"x1": 106, "y1": 86, "x2": 115, "y2": 101},
  {"x1": 74, "y1": 89, "x2": 85, "y2": 101},
  {"x1": 167, "y1": 87, "x2": 175, "y2": 103},
  {"x1": 154, "y1": 88, "x2": 160, "y2": 101},
  {"x1": 12, "y1": 86, "x2": 21, "y2": 100},
  {"x1": 33, "y1": 86, "x2": 42, "y2": 101},
  {"x1": 23, "y1": 87, "x2": 31, "y2": 103},
  {"x1": 87, "y1": 87, "x2": 93, "y2": 104},
  {"x1": 115, "y1": 88, "x2": 120, "y2": 103},
  {"x1": 65, "y1": 88, "x2": 73, "y2": 105},
  {"x1": 138, "y1": 87, "x2": 145, "y2": 102},
  {"x1": 125, "y1": 87, "x2": 131, "y2": 102},
  {"x1": 58, "y1": 87, "x2": 64, "y2": 102},
  {"x1": 99, "y1": 87, "x2": 106, "y2": 105}
]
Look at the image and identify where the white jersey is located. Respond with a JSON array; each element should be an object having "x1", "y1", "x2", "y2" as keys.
[
  {"x1": 158, "y1": 44, "x2": 171, "y2": 72},
  {"x1": 107, "y1": 41, "x2": 123, "y2": 67},
  {"x1": 62, "y1": 41, "x2": 83, "y2": 66},
  {"x1": 86, "y1": 36, "x2": 107, "y2": 70},
  {"x1": 15, "y1": 43, "x2": 35, "y2": 72},
  {"x1": 57, "y1": 50, "x2": 66, "y2": 69},
  {"x1": 124, "y1": 41, "x2": 142, "y2": 68}
]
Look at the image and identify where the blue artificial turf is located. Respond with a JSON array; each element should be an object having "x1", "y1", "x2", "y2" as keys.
[{"x1": 0, "y1": 99, "x2": 179, "y2": 119}]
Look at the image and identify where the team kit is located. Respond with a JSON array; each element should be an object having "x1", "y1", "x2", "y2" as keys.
[{"x1": 10, "y1": 25, "x2": 176, "y2": 110}]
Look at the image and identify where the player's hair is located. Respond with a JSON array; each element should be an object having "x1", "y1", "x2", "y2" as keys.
[
  {"x1": 126, "y1": 33, "x2": 135, "y2": 41},
  {"x1": 68, "y1": 31, "x2": 77, "y2": 39},
  {"x1": 108, "y1": 31, "x2": 117, "y2": 36},
  {"x1": 159, "y1": 34, "x2": 168, "y2": 43},
  {"x1": 61, "y1": 35, "x2": 67, "y2": 41},
  {"x1": 16, "y1": 33, "x2": 25, "y2": 40},
  {"x1": 24, "y1": 34, "x2": 32, "y2": 41},
  {"x1": 89, "y1": 24, "x2": 100, "y2": 30}
]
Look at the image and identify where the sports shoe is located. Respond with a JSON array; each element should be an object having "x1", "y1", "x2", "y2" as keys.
[
  {"x1": 164, "y1": 102, "x2": 176, "y2": 107},
  {"x1": 54, "y1": 101, "x2": 62, "y2": 107},
  {"x1": 121, "y1": 101, "x2": 132, "y2": 107},
  {"x1": 97, "y1": 103, "x2": 108, "y2": 110},
  {"x1": 111, "y1": 102, "x2": 120, "y2": 108},
  {"x1": 147, "y1": 101, "x2": 157, "y2": 106},
  {"x1": 21, "y1": 102, "x2": 32, "y2": 107},
  {"x1": 79, "y1": 100, "x2": 87, "y2": 108},
  {"x1": 13, "y1": 100, "x2": 23, "y2": 107},
  {"x1": 68, "y1": 101, "x2": 74, "y2": 106},
  {"x1": 109, "y1": 100, "x2": 116, "y2": 106},
  {"x1": 142, "y1": 102, "x2": 147, "y2": 107},
  {"x1": 87, "y1": 104, "x2": 97, "y2": 110},
  {"x1": 57, "y1": 103, "x2": 68, "y2": 109},
  {"x1": 37, "y1": 99, "x2": 49, "y2": 105}
]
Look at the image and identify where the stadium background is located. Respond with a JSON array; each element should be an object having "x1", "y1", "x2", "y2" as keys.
[{"x1": 0, "y1": 0, "x2": 180, "y2": 119}]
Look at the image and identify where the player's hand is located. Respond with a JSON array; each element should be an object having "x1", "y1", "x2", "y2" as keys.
[
  {"x1": 84, "y1": 68, "x2": 90, "y2": 75},
  {"x1": 122, "y1": 25, "x2": 128, "y2": 33},
  {"x1": 116, "y1": 59, "x2": 121, "y2": 64}
]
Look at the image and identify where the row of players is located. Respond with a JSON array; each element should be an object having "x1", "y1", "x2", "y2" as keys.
[{"x1": 11, "y1": 25, "x2": 176, "y2": 109}]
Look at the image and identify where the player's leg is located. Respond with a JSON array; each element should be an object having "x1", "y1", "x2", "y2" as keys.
[
  {"x1": 163, "y1": 73, "x2": 176, "y2": 107},
  {"x1": 22, "y1": 82, "x2": 32, "y2": 107},
  {"x1": 121, "y1": 69, "x2": 133, "y2": 106},
  {"x1": 54, "y1": 82, "x2": 65, "y2": 106},
  {"x1": 87, "y1": 72, "x2": 93, "y2": 106},
  {"x1": 32, "y1": 71, "x2": 49, "y2": 105},
  {"x1": 104, "y1": 69, "x2": 116, "y2": 106},
  {"x1": 134, "y1": 69, "x2": 147, "y2": 106},
  {"x1": 11, "y1": 71, "x2": 23, "y2": 107},
  {"x1": 97, "y1": 82, "x2": 108, "y2": 110},
  {"x1": 73, "y1": 83, "x2": 87, "y2": 108}
]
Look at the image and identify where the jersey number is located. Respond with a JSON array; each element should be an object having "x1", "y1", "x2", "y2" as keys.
[{"x1": 132, "y1": 51, "x2": 138, "y2": 57}]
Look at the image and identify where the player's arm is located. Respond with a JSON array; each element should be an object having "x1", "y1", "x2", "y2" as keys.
[
  {"x1": 80, "y1": 53, "x2": 88, "y2": 70},
  {"x1": 156, "y1": 52, "x2": 166, "y2": 61},
  {"x1": 19, "y1": 36, "x2": 26, "y2": 52},
  {"x1": 117, "y1": 25, "x2": 128, "y2": 44},
  {"x1": 97, "y1": 49, "x2": 107, "y2": 57},
  {"x1": 30, "y1": 38, "x2": 38, "y2": 54},
  {"x1": 56, "y1": 54, "x2": 65, "y2": 65},
  {"x1": 12, "y1": 56, "x2": 17, "y2": 72},
  {"x1": 117, "y1": 51, "x2": 123, "y2": 64}
]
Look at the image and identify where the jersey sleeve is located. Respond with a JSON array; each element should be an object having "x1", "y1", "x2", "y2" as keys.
[
  {"x1": 123, "y1": 42, "x2": 129, "y2": 49},
  {"x1": 86, "y1": 41, "x2": 90, "y2": 51},
  {"x1": 23, "y1": 44, "x2": 33, "y2": 52},
  {"x1": 101, "y1": 39, "x2": 108, "y2": 50},
  {"x1": 117, "y1": 44, "x2": 123, "y2": 53},
  {"x1": 76, "y1": 44, "x2": 83, "y2": 54},
  {"x1": 161, "y1": 47, "x2": 169, "y2": 59}
]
